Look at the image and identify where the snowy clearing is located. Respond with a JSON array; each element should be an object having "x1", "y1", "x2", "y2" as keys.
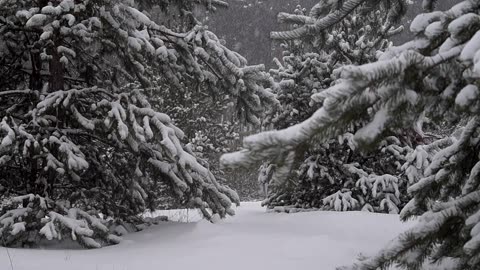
[{"x1": 1, "y1": 202, "x2": 420, "y2": 270}]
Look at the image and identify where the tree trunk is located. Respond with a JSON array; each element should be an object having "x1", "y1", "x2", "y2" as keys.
[
  {"x1": 48, "y1": 37, "x2": 64, "y2": 92},
  {"x1": 29, "y1": 52, "x2": 43, "y2": 91},
  {"x1": 46, "y1": 35, "x2": 64, "y2": 196}
]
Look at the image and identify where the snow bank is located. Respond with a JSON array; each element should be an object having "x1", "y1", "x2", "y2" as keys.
[{"x1": 0, "y1": 202, "x2": 416, "y2": 270}]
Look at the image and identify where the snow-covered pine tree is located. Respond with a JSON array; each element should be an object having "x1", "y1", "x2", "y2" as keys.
[
  {"x1": 0, "y1": 0, "x2": 277, "y2": 248},
  {"x1": 258, "y1": 3, "x2": 414, "y2": 213},
  {"x1": 223, "y1": 0, "x2": 480, "y2": 268}
]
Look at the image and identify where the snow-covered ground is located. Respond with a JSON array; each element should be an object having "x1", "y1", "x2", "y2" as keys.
[{"x1": 0, "y1": 202, "x2": 416, "y2": 270}]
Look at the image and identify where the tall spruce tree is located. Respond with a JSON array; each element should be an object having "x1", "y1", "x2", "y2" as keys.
[
  {"x1": 0, "y1": 0, "x2": 277, "y2": 248},
  {"x1": 223, "y1": 0, "x2": 480, "y2": 268}
]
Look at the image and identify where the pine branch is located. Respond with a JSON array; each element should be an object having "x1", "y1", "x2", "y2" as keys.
[{"x1": 271, "y1": 0, "x2": 367, "y2": 40}]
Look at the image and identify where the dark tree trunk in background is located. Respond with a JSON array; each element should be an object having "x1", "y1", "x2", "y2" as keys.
[
  {"x1": 29, "y1": 52, "x2": 43, "y2": 91},
  {"x1": 48, "y1": 40, "x2": 64, "y2": 92}
]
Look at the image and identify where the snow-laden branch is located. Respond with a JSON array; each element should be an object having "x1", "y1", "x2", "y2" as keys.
[
  {"x1": 221, "y1": 47, "x2": 462, "y2": 170},
  {"x1": 271, "y1": 0, "x2": 407, "y2": 40}
]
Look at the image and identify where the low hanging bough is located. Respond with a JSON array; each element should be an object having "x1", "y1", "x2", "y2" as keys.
[{"x1": 0, "y1": 87, "x2": 239, "y2": 248}]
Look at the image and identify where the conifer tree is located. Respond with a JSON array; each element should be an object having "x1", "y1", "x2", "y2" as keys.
[
  {"x1": 223, "y1": 0, "x2": 480, "y2": 268},
  {"x1": 0, "y1": 0, "x2": 276, "y2": 248},
  {"x1": 257, "y1": 3, "x2": 415, "y2": 213}
]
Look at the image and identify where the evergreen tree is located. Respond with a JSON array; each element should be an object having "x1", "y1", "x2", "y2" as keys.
[
  {"x1": 258, "y1": 3, "x2": 415, "y2": 213},
  {"x1": 0, "y1": 0, "x2": 276, "y2": 248},
  {"x1": 223, "y1": 0, "x2": 480, "y2": 268}
]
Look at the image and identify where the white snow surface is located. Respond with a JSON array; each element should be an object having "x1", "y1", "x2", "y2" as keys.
[{"x1": 0, "y1": 202, "x2": 418, "y2": 270}]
